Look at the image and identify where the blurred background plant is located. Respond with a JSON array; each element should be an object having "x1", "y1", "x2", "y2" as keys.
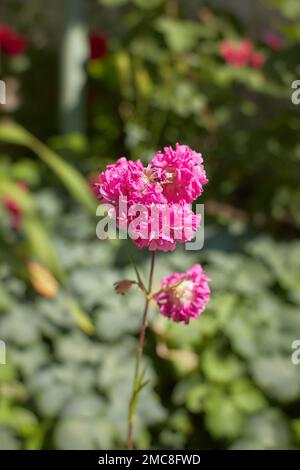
[{"x1": 0, "y1": 0, "x2": 300, "y2": 450}]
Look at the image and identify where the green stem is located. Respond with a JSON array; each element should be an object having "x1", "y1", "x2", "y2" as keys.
[{"x1": 127, "y1": 252, "x2": 156, "y2": 450}]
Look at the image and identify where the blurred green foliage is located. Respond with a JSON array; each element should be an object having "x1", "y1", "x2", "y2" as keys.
[{"x1": 0, "y1": 0, "x2": 300, "y2": 450}]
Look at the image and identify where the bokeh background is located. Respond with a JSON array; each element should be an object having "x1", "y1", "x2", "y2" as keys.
[{"x1": 0, "y1": 0, "x2": 300, "y2": 450}]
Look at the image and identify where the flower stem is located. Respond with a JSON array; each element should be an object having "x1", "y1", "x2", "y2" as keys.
[{"x1": 127, "y1": 251, "x2": 156, "y2": 450}]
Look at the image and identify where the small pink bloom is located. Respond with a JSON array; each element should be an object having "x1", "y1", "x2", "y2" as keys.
[
  {"x1": 0, "y1": 24, "x2": 28, "y2": 56},
  {"x1": 93, "y1": 158, "x2": 170, "y2": 249},
  {"x1": 262, "y1": 31, "x2": 284, "y2": 51},
  {"x1": 89, "y1": 33, "x2": 107, "y2": 61},
  {"x1": 220, "y1": 39, "x2": 253, "y2": 67},
  {"x1": 95, "y1": 157, "x2": 164, "y2": 205},
  {"x1": 250, "y1": 51, "x2": 266, "y2": 68},
  {"x1": 155, "y1": 264, "x2": 210, "y2": 324},
  {"x1": 150, "y1": 144, "x2": 208, "y2": 204},
  {"x1": 92, "y1": 157, "x2": 145, "y2": 206}
]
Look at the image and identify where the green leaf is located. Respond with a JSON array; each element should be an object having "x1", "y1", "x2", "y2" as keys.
[
  {"x1": 0, "y1": 404, "x2": 38, "y2": 437},
  {"x1": 202, "y1": 349, "x2": 244, "y2": 384},
  {"x1": 267, "y1": 0, "x2": 300, "y2": 18},
  {"x1": 251, "y1": 356, "x2": 300, "y2": 403},
  {"x1": 66, "y1": 298, "x2": 95, "y2": 336},
  {"x1": 0, "y1": 178, "x2": 35, "y2": 214},
  {"x1": 0, "y1": 123, "x2": 97, "y2": 214},
  {"x1": 205, "y1": 389, "x2": 244, "y2": 439},
  {"x1": 230, "y1": 379, "x2": 266, "y2": 414},
  {"x1": 186, "y1": 384, "x2": 209, "y2": 413},
  {"x1": 0, "y1": 178, "x2": 64, "y2": 280},
  {"x1": 156, "y1": 18, "x2": 202, "y2": 53},
  {"x1": 0, "y1": 428, "x2": 21, "y2": 450},
  {"x1": 292, "y1": 419, "x2": 300, "y2": 444},
  {"x1": 242, "y1": 409, "x2": 291, "y2": 449},
  {"x1": 23, "y1": 218, "x2": 64, "y2": 281},
  {"x1": 98, "y1": 0, "x2": 128, "y2": 6},
  {"x1": 133, "y1": 0, "x2": 165, "y2": 8}
]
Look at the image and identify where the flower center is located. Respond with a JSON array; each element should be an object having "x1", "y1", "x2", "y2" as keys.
[
  {"x1": 165, "y1": 171, "x2": 174, "y2": 180},
  {"x1": 143, "y1": 166, "x2": 159, "y2": 184},
  {"x1": 142, "y1": 173, "x2": 150, "y2": 184},
  {"x1": 164, "y1": 168, "x2": 175, "y2": 184},
  {"x1": 173, "y1": 280, "x2": 194, "y2": 305}
]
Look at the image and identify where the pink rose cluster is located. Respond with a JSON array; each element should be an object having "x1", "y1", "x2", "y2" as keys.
[
  {"x1": 220, "y1": 39, "x2": 265, "y2": 69},
  {"x1": 155, "y1": 264, "x2": 211, "y2": 324},
  {"x1": 93, "y1": 144, "x2": 208, "y2": 252}
]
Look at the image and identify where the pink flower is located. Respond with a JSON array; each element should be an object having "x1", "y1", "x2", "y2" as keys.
[
  {"x1": 262, "y1": 31, "x2": 284, "y2": 51},
  {"x1": 150, "y1": 144, "x2": 208, "y2": 204},
  {"x1": 0, "y1": 25, "x2": 28, "y2": 56},
  {"x1": 89, "y1": 33, "x2": 107, "y2": 61},
  {"x1": 220, "y1": 39, "x2": 253, "y2": 67},
  {"x1": 221, "y1": 38, "x2": 266, "y2": 69},
  {"x1": 92, "y1": 157, "x2": 163, "y2": 208},
  {"x1": 155, "y1": 264, "x2": 210, "y2": 324},
  {"x1": 93, "y1": 157, "x2": 144, "y2": 205},
  {"x1": 250, "y1": 51, "x2": 266, "y2": 68},
  {"x1": 93, "y1": 145, "x2": 206, "y2": 251},
  {"x1": 132, "y1": 204, "x2": 200, "y2": 252}
]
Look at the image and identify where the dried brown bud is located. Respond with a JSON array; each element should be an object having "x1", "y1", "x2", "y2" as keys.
[
  {"x1": 28, "y1": 261, "x2": 59, "y2": 299},
  {"x1": 113, "y1": 280, "x2": 134, "y2": 295}
]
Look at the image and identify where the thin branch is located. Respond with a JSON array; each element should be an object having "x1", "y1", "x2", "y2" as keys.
[{"x1": 127, "y1": 252, "x2": 156, "y2": 450}]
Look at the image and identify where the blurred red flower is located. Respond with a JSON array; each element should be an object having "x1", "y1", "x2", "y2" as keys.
[
  {"x1": 3, "y1": 181, "x2": 28, "y2": 230},
  {"x1": 3, "y1": 197, "x2": 22, "y2": 229},
  {"x1": 89, "y1": 33, "x2": 107, "y2": 61},
  {"x1": 220, "y1": 39, "x2": 253, "y2": 67},
  {"x1": 220, "y1": 38, "x2": 265, "y2": 69},
  {"x1": 0, "y1": 24, "x2": 28, "y2": 56},
  {"x1": 250, "y1": 51, "x2": 266, "y2": 68},
  {"x1": 262, "y1": 31, "x2": 284, "y2": 51}
]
